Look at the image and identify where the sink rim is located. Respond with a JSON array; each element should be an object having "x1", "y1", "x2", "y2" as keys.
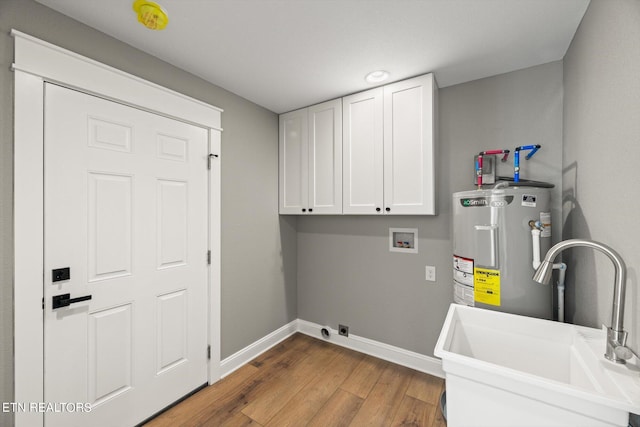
[{"x1": 435, "y1": 304, "x2": 640, "y2": 415}]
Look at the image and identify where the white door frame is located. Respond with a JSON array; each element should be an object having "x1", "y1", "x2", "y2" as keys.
[{"x1": 12, "y1": 30, "x2": 222, "y2": 427}]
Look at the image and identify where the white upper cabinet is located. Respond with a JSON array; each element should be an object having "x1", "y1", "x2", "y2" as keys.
[
  {"x1": 342, "y1": 87, "x2": 384, "y2": 214},
  {"x1": 280, "y1": 73, "x2": 437, "y2": 215},
  {"x1": 308, "y1": 100, "x2": 343, "y2": 214},
  {"x1": 279, "y1": 108, "x2": 308, "y2": 214},
  {"x1": 383, "y1": 74, "x2": 437, "y2": 215},
  {"x1": 344, "y1": 73, "x2": 437, "y2": 215},
  {"x1": 279, "y1": 99, "x2": 342, "y2": 214}
]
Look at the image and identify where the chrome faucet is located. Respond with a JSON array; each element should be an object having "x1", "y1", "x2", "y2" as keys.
[{"x1": 532, "y1": 239, "x2": 629, "y2": 364}]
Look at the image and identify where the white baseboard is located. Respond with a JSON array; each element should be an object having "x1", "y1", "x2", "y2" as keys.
[
  {"x1": 220, "y1": 319, "x2": 298, "y2": 378},
  {"x1": 297, "y1": 320, "x2": 444, "y2": 378},
  {"x1": 220, "y1": 318, "x2": 444, "y2": 380}
]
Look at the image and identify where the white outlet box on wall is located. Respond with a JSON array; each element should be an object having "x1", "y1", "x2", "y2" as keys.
[{"x1": 389, "y1": 228, "x2": 418, "y2": 253}]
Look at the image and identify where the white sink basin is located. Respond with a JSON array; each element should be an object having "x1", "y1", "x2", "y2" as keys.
[{"x1": 435, "y1": 304, "x2": 640, "y2": 427}]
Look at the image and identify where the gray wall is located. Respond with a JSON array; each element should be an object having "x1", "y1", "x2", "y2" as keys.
[
  {"x1": 563, "y1": 0, "x2": 640, "y2": 351},
  {"x1": 0, "y1": 0, "x2": 296, "y2": 420},
  {"x1": 297, "y1": 61, "x2": 564, "y2": 356}
]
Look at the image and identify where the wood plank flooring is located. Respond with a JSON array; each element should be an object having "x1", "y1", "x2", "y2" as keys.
[{"x1": 144, "y1": 333, "x2": 446, "y2": 427}]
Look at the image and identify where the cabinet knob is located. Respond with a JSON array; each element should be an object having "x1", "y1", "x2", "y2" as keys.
[
  {"x1": 308, "y1": 208, "x2": 313, "y2": 213},
  {"x1": 302, "y1": 208, "x2": 306, "y2": 212},
  {"x1": 376, "y1": 207, "x2": 381, "y2": 212},
  {"x1": 385, "y1": 207, "x2": 391, "y2": 212}
]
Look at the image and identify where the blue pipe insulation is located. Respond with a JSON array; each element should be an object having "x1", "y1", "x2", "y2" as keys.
[{"x1": 514, "y1": 145, "x2": 541, "y2": 182}]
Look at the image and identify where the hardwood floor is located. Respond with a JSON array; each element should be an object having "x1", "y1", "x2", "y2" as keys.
[{"x1": 145, "y1": 333, "x2": 447, "y2": 427}]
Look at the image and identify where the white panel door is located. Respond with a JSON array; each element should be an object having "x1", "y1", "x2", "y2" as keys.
[
  {"x1": 383, "y1": 74, "x2": 436, "y2": 215},
  {"x1": 279, "y1": 108, "x2": 309, "y2": 214},
  {"x1": 308, "y1": 99, "x2": 342, "y2": 214},
  {"x1": 43, "y1": 84, "x2": 209, "y2": 427},
  {"x1": 342, "y1": 88, "x2": 384, "y2": 214}
]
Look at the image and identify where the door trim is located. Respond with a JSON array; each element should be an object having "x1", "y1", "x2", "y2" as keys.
[{"x1": 12, "y1": 30, "x2": 222, "y2": 427}]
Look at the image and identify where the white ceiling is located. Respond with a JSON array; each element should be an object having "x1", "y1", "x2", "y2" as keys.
[{"x1": 35, "y1": 0, "x2": 590, "y2": 114}]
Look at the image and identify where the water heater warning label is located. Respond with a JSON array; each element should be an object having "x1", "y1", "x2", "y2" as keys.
[
  {"x1": 474, "y1": 267, "x2": 501, "y2": 306},
  {"x1": 453, "y1": 255, "x2": 474, "y2": 282},
  {"x1": 521, "y1": 194, "x2": 537, "y2": 207},
  {"x1": 453, "y1": 255, "x2": 475, "y2": 306}
]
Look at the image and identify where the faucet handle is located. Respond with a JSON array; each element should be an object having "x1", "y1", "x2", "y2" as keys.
[
  {"x1": 606, "y1": 327, "x2": 629, "y2": 363},
  {"x1": 614, "y1": 345, "x2": 636, "y2": 361}
]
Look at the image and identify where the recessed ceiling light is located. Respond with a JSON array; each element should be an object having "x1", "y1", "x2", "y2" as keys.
[
  {"x1": 133, "y1": 0, "x2": 169, "y2": 30},
  {"x1": 365, "y1": 70, "x2": 390, "y2": 84}
]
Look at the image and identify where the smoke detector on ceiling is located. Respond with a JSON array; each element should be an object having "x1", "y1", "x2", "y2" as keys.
[{"x1": 132, "y1": 0, "x2": 169, "y2": 30}]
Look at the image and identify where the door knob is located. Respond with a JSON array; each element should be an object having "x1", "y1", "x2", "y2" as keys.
[{"x1": 52, "y1": 293, "x2": 92, "y2": 309}]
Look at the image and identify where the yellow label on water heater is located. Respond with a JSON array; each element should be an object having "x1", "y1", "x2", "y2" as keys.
[{"x1": 474, "y1": 267, "x2": 501, "y2": 306}]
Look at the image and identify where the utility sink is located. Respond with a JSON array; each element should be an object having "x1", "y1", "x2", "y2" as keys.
[{"x1": 434, "y1": 304, "x2": 640, "y2": 426}]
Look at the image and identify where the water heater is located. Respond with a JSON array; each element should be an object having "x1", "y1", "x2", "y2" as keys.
[{"x1": 452, "y1": 185, "x2": 553, "y2": 319}]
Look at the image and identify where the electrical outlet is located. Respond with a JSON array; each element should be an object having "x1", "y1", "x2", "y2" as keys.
[
  {"x1": 425, "y1": 265, "x2": 436, "y2": 282},
  {"x1": 338, "y1": 324, "x2": 349, "y2": 337}
]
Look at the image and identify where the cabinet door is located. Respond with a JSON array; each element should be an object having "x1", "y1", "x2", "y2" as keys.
[
  {"x1": 383, "y1": 74, "x2": 436, "y2": 215},
  {"x1": 342, "y1": 88, "x2": 384, "y2": 214},
  {"x1": 279, "y1": 108, "x2": 308, "y2": 214},
  {"x1": 308, "y1": 99, "x2": 342, "y2": 214}
]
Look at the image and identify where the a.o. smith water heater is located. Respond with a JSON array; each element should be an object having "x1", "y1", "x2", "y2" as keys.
[{"x1": 452, "y1": 185, "x2": 552, "y2": 319}]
